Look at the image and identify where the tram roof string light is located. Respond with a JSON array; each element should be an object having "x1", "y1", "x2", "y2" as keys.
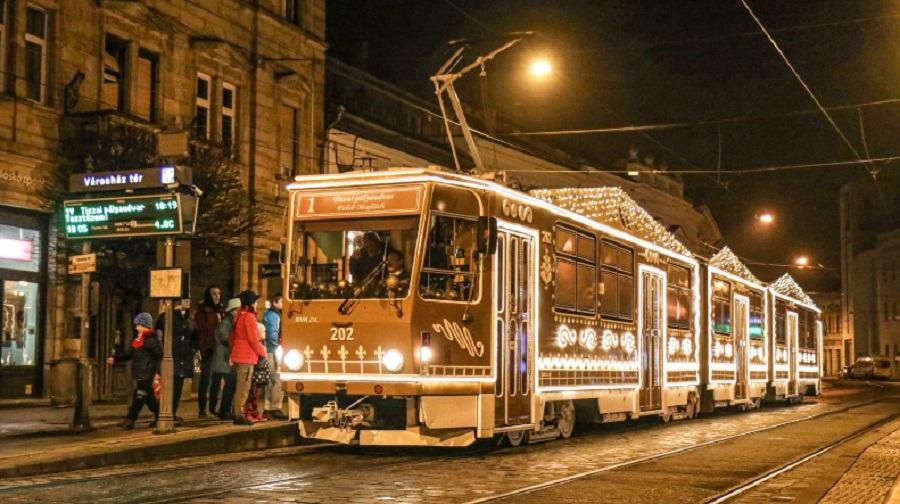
[{"x1": 431, "y1": 31, "x2": 543, "y2": 174}]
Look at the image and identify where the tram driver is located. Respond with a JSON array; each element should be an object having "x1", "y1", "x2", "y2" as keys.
[{"x1": 349, "y1": 231, "x2": 385, "y2": 282}]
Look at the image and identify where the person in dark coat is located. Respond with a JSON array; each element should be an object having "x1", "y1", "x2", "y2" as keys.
[
  {"x1": 194, "y1": 286, "x2": 224, "y2": 416},
  {"x1": 155, "y1": 299, "x2": 198, "y2": 421},
  {"x1": 107, "y1": 312, "x2": 162, "y2": 430},
  {"x1": 349, "y1": 232, "x2": 385, "y2": 281},
  {"x1": 212, "y1": 297, "x2": 240, "y2": 420}
]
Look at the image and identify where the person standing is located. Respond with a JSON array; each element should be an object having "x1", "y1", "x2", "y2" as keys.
[
  {"x1": 211, "y1": 297, "x2": 240, "y2": 421},
  {"x1": 262, "y1": 293, "x2": 287, "y2": 420},
  {"x1": 194, "y1": 286, "x2": 224, "y2": 417},
  {"x1": 229, "y1": 290, "x2": 266, "y2": 425},
  {"x1": 106, "y1": 313, "x2": 162, "y2": 430},
  {"x1": 155, "y1": 298, "x2": 198, "y2": 421}
]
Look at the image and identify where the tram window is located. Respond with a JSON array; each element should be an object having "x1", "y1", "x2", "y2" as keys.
[
  {"x1": 555, "y1": 226, "x2": 596, "y2": 315},
  {"x1": 666, "y1": 264, "x2": 691, "y2": 329},
  {"x1": 798, "y1": 310, "x2": 809, "y2": 348},
  {"x1": 713, "y1": 279, "x2": 731, "y2": 334},
  {"x1": 419, "y1": 214, "x2": 479, "y2": 302},
  {"x1": 749, "y1": 291, "x2": 763, "y2": 339},
  {"x1": 775, "y1": 301, "x2": 786, "y2": 345},
  {"x1": 600, "y1": 240, "x2": 633, "y2": 320},
  {"x1": 289, "y1": 217, "x2": 418, "y2": 300}
]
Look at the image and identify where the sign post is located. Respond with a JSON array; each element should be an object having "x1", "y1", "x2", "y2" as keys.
[
  {"x1": 72, "y1": 241, "x2": 92, "y2": 430},
  {"x1": 149, "y1": 250, "x2": 181, "y2": 435},
  {"x1": 68, "y1": 253, "x2": 97, "y2": 274}
]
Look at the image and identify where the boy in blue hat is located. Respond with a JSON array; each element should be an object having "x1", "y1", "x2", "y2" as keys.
[{"x1": 106, "y1": 312, "x2": 162, "y2": 430}]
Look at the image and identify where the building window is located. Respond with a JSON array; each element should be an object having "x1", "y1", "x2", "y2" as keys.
[
  {"x1": 102, "y1": 35, "x2": 128, "y2": 111},
  {"x1": 280, "y1": 104, "x2": 297, "y2": 177},
  {"x1": 0, "y1": 0, "x2": 7, "y2": 93},
  {"x1": 712, "y1": 279, "x2": 731, "y2": 334},
  {"x1": 554, "y1": 226, "x2": 596, "y2": 315},
  {"x1": 284, "y1": 0, "x2": 301, "y2": 25},
  {"x1": 599, "y1": 240, "x2": 633, "y2": 321},
  {"x1": 222, "y1": 83, "x2": 236, "y2": 147},
  {"x1": 24, "y1": 6, "x2": 48, "y2": 103},
  {"x1": 749, "y1": 291, "x2": 763, "y2": 339},
  {"x1": 195, "y1": 74, "x2": 211, "y2": 139},
  {"x1": 666, "y1": 264, "x2": 691, "y2": 330},
  {"x1": 135, "y1": 49, "x2": 157, "y2": 121}
]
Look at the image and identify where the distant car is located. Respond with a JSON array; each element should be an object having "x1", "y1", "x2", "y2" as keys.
[
  {"x1": 838, "y1": 365, "x2": 854, "y2": 379},
  {"x1": 853, "y1": 357, "x2": 893, "y2": 380}
]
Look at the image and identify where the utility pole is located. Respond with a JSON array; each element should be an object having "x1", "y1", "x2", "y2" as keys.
[
  {"x1": 155, "y1": 236, "x2": 176, "y2": 434},
  {"x1": 73, "y1": 240, "x2": 92, "y2": 429}
]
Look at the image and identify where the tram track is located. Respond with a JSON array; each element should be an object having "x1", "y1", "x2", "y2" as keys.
[{"x1": 462, "y1": 393, "x2": 900, "y2": 504}]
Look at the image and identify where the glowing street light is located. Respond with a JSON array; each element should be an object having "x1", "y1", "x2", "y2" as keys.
[
  {"x1": 795, "y1": 256, "x2": 809, "y2": 267},
  {"x1": 757, "y1": 212, "x2": 773, "y2": 224},
  {"x1": 530, "y1": 60, "x2": 552, "y2": 76}
]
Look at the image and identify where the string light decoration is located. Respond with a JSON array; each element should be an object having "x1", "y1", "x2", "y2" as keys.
[
  {"x1": 770, "y1": 273, "x2": 816, "y2": 307},
  {"x1": 530, "y1": 187, "x2": 692, "y2": 257},
  {"x1": 709, "y1": 247, "x2": 761, "y2": 284}
]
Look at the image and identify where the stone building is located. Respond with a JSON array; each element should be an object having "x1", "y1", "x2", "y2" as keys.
[
  {"x1": 0, "y1": 0, "x2": 325, "y2": 398},
  {"x1": 323, "y1": 58, "x2": 723, "y2": 256},
  {"x1": 810, "y1": 291, "x2": 846, "y2": 376},
  {"x1": 840, "y1": 173, "x2": 900, "y2": 375}
]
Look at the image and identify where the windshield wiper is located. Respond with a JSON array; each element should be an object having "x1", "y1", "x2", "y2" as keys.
[{"x1": 338, "y1": 260, "x2": 386, "y2": 314}]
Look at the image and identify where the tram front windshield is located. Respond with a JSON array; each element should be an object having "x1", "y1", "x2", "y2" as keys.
[{"x1": 290, "y1": 217, "x2": 419, "y2": 300}]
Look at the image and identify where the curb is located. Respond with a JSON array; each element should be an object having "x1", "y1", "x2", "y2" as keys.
[{"x1": 0, "y1": 422, "x2": 302, "y2": 478}]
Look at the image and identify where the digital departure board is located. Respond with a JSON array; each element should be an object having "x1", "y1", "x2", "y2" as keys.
[{"x1": 64, "y1": 194, "x2": 183, "y2": 239}]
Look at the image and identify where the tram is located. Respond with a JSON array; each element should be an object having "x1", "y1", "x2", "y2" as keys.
[
  {"x1": 767, "y1": 274, "x2": 822, "y2": 401},
  {"x1": 277, "y1": 167, "x2": 820, "y2": 447}
]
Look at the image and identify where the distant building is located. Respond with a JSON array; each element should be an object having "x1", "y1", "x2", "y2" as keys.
[
  {"x1": 840, "y1": 174, "x2": 900, "y2": 374},
  {"x1": 323, "y1": 59, "x2": 723, "y2": 255},
  {"x1": 809, "y1": 291, "x2": 846, "y2": 376}
]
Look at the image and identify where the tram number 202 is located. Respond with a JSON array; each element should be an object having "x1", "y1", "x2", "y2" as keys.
[{"x1": 330, "y1": 327, "x2": 355, "y2": 341}]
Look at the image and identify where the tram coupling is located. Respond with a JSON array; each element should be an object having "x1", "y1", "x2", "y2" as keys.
[{"x1": 311, "y1": 396, "x2": 375, "y2": 430}]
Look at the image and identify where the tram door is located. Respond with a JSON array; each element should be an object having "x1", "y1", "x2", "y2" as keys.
[
  {"x1": 494, "y1": 227, "x2": 534, "y2": 427},
  {"x1": 734, "y1": 296, "x2": 749, "y2": 400},
  {"x1": 639, "y1": 270, "x2": 664, "y2": 412},
  {"x1": 787, "y1": 312, "x2": 799, "y2": 395}
]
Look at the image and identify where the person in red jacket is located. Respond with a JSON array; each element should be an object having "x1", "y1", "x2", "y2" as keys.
[
  {"x1": 229, "y1": 290, "x2": 267, "y2": 425},
  {"x1": 194, "y1": 286, "x2": 224, "y2": 417}
]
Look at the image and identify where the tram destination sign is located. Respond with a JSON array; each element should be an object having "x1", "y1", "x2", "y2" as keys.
[
  {"x1": 68, "y1": 166, "x2": 191, "y2": 193},
  {"x1": 64, "y1": 194, "x2": 183, "y2": 239},
  {"x1": 293, "y1": 187, "x2": 422, "y2": 220}
]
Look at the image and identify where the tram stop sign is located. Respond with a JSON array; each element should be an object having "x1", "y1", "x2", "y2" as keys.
[{"x1": 68, "y1": 253, "x2": 96, "y2": 274}]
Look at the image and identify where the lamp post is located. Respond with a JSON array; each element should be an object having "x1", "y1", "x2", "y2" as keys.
[{"x1": 155, "y1": 236, "x2": 176, "y2": 434}]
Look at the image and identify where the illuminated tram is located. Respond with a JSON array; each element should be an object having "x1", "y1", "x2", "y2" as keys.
[
  {"x1": 767, "y1": 274, "x2": 822, "y2": 402},
  {"x1": 277, "y1": 168, "x2": 819, "y2": 447}
]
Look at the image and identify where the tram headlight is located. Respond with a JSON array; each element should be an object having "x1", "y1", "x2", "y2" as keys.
[
  {"x1": 419, "y1": 346, "x2": 433, "y2": 363},
  {"x1": 284, "y1": 349, "x2": 304, "y2": 371},
  {"x1": 382, "y1": 349, "x2": 404, "y2": 372}
]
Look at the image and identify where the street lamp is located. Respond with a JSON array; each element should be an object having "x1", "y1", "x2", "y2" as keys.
[
  {"x1": 757, "y1": 212, "x2": 774, "y2": 224},
  {"x1": 795, "y1": 256, "x2": 809, "y2": 268},
  {"x1": 530, "y1": 60, "x2": 552, "y2": 76}
]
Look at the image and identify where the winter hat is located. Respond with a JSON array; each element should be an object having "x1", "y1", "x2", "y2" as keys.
[
  {"x1": 238, "y1": 290, "x2": 260, "y2": 307},
  {"x1": 133, "y1": 312, "x2": 153, "y2": 328},
  {"x1": 226, "y1": 297, "x2": 241, "y2": 311}
]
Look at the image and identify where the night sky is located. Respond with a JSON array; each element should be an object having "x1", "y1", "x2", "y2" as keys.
[{"x1": 325, "y1": 0, "x2": 900, "y2": 292}]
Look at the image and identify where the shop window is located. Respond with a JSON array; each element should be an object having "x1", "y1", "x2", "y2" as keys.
[
  {"x1": 0, "y1": 223, "x2": 41, "y2": 273},
  {"x1": 749, "y1": 291, "x2": 763, "y2": 339},
  {"x1": 666, "y1": 263, "x2": 691, "y2": 329},
  {"x1": 555, "y1": 226, "x2": 596, "y2": 315},
  {"x1": 419, "y1": 214, "x2": 479, "y2": 302},
  {"x1": 600, "y1": 240, "x2": 633, "y2": 321},
  {"x1": 25, "y1": 6, "x2": 48, "y2": 103},
  {"x1": 713, "y1": 278, "x2": 731, "y2": 334},
  {"x1": 2, "y1": 281, "x2": 39, "y2": 367},
  {"x1": 195, "y1": 74, "x2": 211, "y2": 139},
  {"x1": 135, "y1": 49, "x2": 158, "y2": 121},
  {"x1": 222, "y1": 82, "x2": 237, "y2": 147},
  {"x1": 280, "y1": 104, "x2": 297, "y2": 177}
]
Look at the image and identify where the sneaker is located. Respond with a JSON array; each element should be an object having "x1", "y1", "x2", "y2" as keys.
[
  {"x1": 122, "y1": 419, "x2": 135, "y2": 430},
  {"x1": 218, "y1": 412, "x2": 235, "y2": 422},
  {"x1": 265, "y1": 410, "x2": 288, "y2": 420},
  {"x1": 233, "y1": 416, "x2": 256, "y2": 426}
]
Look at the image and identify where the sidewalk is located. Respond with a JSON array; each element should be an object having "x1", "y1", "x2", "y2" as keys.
[{"x1": 0, "y1": 396, "x2": 301, "y2": 478}]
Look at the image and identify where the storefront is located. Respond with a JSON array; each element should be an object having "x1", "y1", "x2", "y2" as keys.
[{"x1": 0, "y1": 207, "x2": 48, "y2": 397}]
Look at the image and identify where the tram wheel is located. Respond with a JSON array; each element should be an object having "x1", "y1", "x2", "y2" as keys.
[
  {"x1": 684, "y1": 400, "x2": 696, "y2": 420},
  {"x1": 506, "y1": 430, "x2": 529, "y2": 447},
  {"x1": 661, "y1": 407, "x2": 673, "y2": 423},
  {"x1": 557, "y1": 400, "x2": 576, "y2": 439}
]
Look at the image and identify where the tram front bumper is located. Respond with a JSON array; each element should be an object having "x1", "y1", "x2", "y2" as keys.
[{"x1": 300, "y1": 421, "x2": 476, "y2": 447}]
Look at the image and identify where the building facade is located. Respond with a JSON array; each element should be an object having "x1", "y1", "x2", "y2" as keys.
[
  {"x1": 0, "y1": 0, "x2": 325, "y2": 398},
  {"x1": 810, "y1": 291, "x2": 846, "y2": 376},
  {"x1": 841, "y1": 174, "x2": 900, "y2": 376}
]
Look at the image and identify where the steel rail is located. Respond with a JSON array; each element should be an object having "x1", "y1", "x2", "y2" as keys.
[{"x1": 461, "y1": 393, "x2": 900, "y2": 504}]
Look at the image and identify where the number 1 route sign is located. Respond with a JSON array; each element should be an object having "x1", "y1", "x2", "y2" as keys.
[{"x1": 63, "y1": 194, "x2": 184, "y2": 239}]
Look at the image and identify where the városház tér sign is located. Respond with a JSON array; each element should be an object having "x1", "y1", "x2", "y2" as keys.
[{"x1": 63, "y1": 194, "x2": 184, "y2": 239}]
